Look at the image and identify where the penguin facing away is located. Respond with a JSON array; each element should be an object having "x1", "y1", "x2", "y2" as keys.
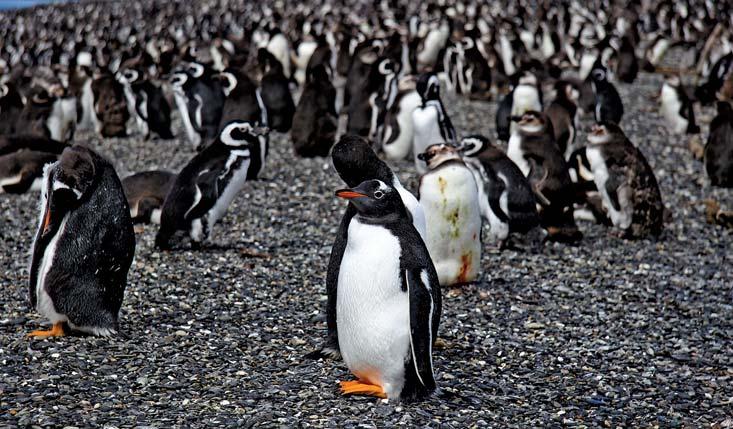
[
  {"x1": 412, "y1": 73, "x2": 457, "y2": 174},
  {"x1": 28, "y1": 145, "x2": 135, "y2": 338},
  {"x1": 0, "y1": 150, "x2": 58, "y2": 194},
  {"x1": 122, "y1": 170, "x2": 177, "y2": 224},
  {"x1": 704, "y1": 101, "x2": 733, "y2": 188},
  {"x1": 320, "y1": 135, "x2": 427, "y2": 360},
  {"x1": 258, "y1": 48, "x2": 295, "y2": 132},
  {"x1": 291, "y1": 64, "x2": 338, "y2": 158},
  {"x1": 659, "y1": 75, "x2": 699, "y2": 135},
  {"x1": 418, "y1": 143, "x2": 482, "y2": 286},
  {"x1": 155, "y1": 121, "x2": 268, "y2": 249},
  {"x1": 585, "y1": 123, "x2": 664, "y2": 238},
  {"x1": 335, "y1": 178, "x2": 441, "y2": 402}
]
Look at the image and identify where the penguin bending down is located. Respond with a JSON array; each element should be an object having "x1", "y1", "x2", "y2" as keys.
[
  {"x1": 412, "y1": 73, "x2": 457, "y2": 174},
  {"x1": 320, "y1": 135, "x2": 427, "y2": 360},
  {"x1": 704, "y1": 101, "x2": 733, "y2": 188},
  {"x1": 659, "y1": 75, "x2": 699, "y2": 135},
  {"x1": 291, "y1": 64, "x2": 338, "y2": 157},
  {"x1": 590, "y1": 66, "x2": 623, "y2": 125},
  {"x1": 335, "y1": 178, "x2": 441, "y2": 402},
  {"x1": 418, "y1": 144, "x2": 481, "y2": 286},
  {"x1": 585, "y1": 123, "x2": 664, "y2": 237},
  {"x1": 122, "y1": 170, "x2": 177, "y2": 224},
  {"x1": 459, "y1": 135, "x2": 540, "y2": 246},
  {"x1": 155, "y1": 121, "x2": 268, "y2": 249},
  {"x1": 28, "y1": 145, "x2": 135, "y2": 338},
  {"x1": 382, "y1": 77, "x2": 421, "y2": 161},
  {"x1": 0, "y1": 150, "x2": 58, "y2": 194}
]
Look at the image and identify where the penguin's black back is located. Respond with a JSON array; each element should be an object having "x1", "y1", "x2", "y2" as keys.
[{"x1": 705, "y1": 102, "x2": 733, "y2": 187}]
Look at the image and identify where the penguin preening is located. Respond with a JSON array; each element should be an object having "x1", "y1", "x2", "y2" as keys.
[
  {"x1": 704, "y1": 101, "x2": 733, "y2": 188},
  {"x1": 155, "y1": 121, "x2": 268, "y2": 249},
  {"x1": 585, "y1": 123, "x2": 664, "y2": 237},
  {"x1": 122, "y1": 170, "x2": 177, "y2": 224},
  {"x1": 418, "y1": 143, "x2": 482, "y2": 286},
  {"x1": 320, "y1": 135, "x2": 427, "y2": 360},
  {"x1": 659, "y1": 75, "x2": 699, "y2": 135},
  {"x1": 0, "y1": 150, "x2": 58, "y2": 194},
  {"x1": 291, "y1": 64, "x2": 338, "y2": 157},
  {"x1": 334, "y1": 178, "x2": 440, "y2": 402},
  {"x1": 590, "y1": 65, "x2": 624, "y2": 125},
  {"x1": 412, "y1": 73, "x2": 457, "y2": 174},
  {"x1": 28, "y1": 145, "x2": 135, "y2": 338}
]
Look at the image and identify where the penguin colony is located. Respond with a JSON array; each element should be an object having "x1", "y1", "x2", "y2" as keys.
[{"x1": 0, "y1": 0, "x2": 732, "y2": 404}]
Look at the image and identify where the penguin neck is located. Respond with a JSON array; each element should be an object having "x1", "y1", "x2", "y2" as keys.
[{"x1": 354, "y1": 211, "x2": 405, "y2": 227}]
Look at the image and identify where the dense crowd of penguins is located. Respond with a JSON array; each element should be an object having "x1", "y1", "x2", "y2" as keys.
[{"x1": 1, "y1": 0, "x2": 732, "y2": 402}]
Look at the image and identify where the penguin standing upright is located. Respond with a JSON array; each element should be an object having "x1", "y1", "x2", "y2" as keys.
[
  {"x1": 496, "y1": 72, "x2": 543, "y2": 141},
  {"x1": 258, "y1": 48, "x2": 295, "y2": 132},
  {"x1": 381, "y1": 76, "x2": 422, "y2": 161},
  {"x1": 659, "y1": 75, "x2": 699, "y2": 135},
  {"x1": 585, "y1": 123, "x2": 664, "y2": 237},
  {"x1": 169, "y1": 62, "x2": 225, "y2": 149},
  {"x1": 117, "y1": 68, "x2": 174, "y2": 139},
  {"x1": 28, "y1": 145, "x2": 135, "y2": 337},
  {"x1": 418, "y1": 143, "x2": 481, "y2": 286},
  {"x1": 319, "y1": 135, "x2": 427, "y2": 360},
  {"x1": 122, "y1": 170, "x2": 177, "y2": 224},
  {"x1": 0, "y1": 81, "x2": 25, "y2": 135},
  {"x1": 334, "y1": 178, "x2": 440, "y2": 402},
  {"x1": 590, "y1": 65, "x2": 624, "y2": 124},
  {"x1": 544, "y1": 80, "x2": 580, "y2": 156},
  {"x1": 412, "y1": 73, "x2": 457, "y2": 174},
  {"x1": 704, "y1": 101, "x2": 733, "y2": 188},
  {"x1": 217, "y1": 68, "x2": 266, "y2": 129},
  {"x1": 155, "y1": 121, "x2": 268, "y2": 249},
  {"x1": 291, "y1": 64, "x2": 338, "y2": 157}
]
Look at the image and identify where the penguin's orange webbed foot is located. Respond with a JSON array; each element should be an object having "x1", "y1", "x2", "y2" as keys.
[
  {"x1": 339, "y1": 380, "x2": 387, "y2": 398},
  {"x1": 27, "y1": 322, "x2": 65, "y2": 339}
]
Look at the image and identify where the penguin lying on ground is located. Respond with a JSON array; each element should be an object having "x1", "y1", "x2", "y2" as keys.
[
  {"x1": 122, "y1": 170, "x2": 177, "y2": 224},
  {"x1": 28, "y1": 145, "x2": 135, "y2": 338},
  {"x1": 0, "y1": 150, "x2": 59, "y2": 194},
  {"x1": 0, "y1": 135, "x2": 68, "y2": 156},
  {"x1": 704, "y1": 101, "x2": 733, "y2": 188},
  {"x1": 412, "y1": 73, "x2": 457, "y2": 174},
  {"x1": 659, "y1": 75, "x2": 699, "y2": 135},
  {"x1": 334, "y1": 178, "x2": 440, "y2": 402},
  {"x1": 155, "y1": 121, "x2": 268, "y2": 249},
  {"x1": 318, "y1": 135, "x2": 427, "y2": 360},
  {"x1": 418, "y1": 143, "x2": 481, "y2": 286},
  {"x1": 585, "y1": 123, "x2": 664, "y2": 238}
]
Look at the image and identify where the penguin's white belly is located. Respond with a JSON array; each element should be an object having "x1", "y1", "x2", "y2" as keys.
[
  {"x1": 419, "y1": 165, "x2": 482, "y2": 285},
  {"x1": 660, "y1": 85, "x2": 687, "y2": 134},
  {"x1": 412, "y1": 106, "x2": 445, "y2": 173},
  {"x1": 511, "y1": 86, "x2": 541, "y2": 117},
  {"x1": 79, "y1": 79, "x2": 98, "y2": 130},
  {"x1": 174, "y1": 91, "x2": 199, "y2": 146},
  {"x1": 36, "y1": 215, "x2": 70, "y2": 324},
  {"x1": 507, "y1": 134, "x2": 531, "y2": 177},
  {"x1": 384, "y1": 92, "x2": 420, "y2": 161},
  {"x1": 267, "y1": 34, "x2": 291, "y2": 78},
  {"x1": 586, "y1": 147, "x2": 632, "y2": 229},
  {"x1": 207, "y1": 156, "x2": 251, "y2": 229},
  {"x1": 417, "y1": 31, "x2": 445, "y2": 68},
  {"x1": 337, "y1": 220, "x2": 409, "y2": 398},
  {"x1": 47, "y1": 98, "x2": 76, "y2": 141}
]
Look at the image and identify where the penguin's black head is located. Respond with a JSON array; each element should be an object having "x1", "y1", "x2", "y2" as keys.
[
  {"x1": 554, "y1": 80, "x2": 579, "y2": 103},
  {"x1": 117, "y1": 68, "x2": 140, "y2": 84},
  {"x1": 336, "y1": 179, "x2": 404, "y2": 219},
  {"x1": 331, "y1": 135, "x2": 393, "y2": 187},
  {"x1": 459, "y1": 135, "x2": 491, "y2": 157},
  {"x1": 53, "y1": 145, "x2": 98, "y2": 200},
  {"x1": 217, "y1": 71, "x2": 237, "y2": 96},
  {"x1": 307, "y1": 64, "x2": 331, "y2": 83},
  {"x1": 416, "y1": 72, "x2": 440, "y2": 101},
  {"x1": 220, "y1": 121, "x2": 269, "y2": 147},
  {"x1": 378, "y1": 58, "x2": 396, "y2": 76},
  {"x1": 588, "y1": 122, "x2": 623, "y2": 145},
  {"x1": 590, "y1": 66, "x2": 608, "y2": 83},
  {"x1": 169, "y1": 71, "x2": 188, "y2": 88}
]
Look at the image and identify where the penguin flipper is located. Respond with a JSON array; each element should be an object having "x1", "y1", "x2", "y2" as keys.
[
  {"x1": 183, "y1": 169, "x2": 220, "y2": 221},
  {"x1": 404, "y1": 269, "x2": 438, "y2": 397}
]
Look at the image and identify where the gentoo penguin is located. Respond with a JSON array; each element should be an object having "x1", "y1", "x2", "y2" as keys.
[
  {"x1": 544, "y1": 80, "x2": 580, "y2": 156},
  {"x1": 116, "y1": 68, "x2": 174, "y2": 139},
  {"x1": 334, "y1": 178, "x2": 440, "y2": 401},
  {"x1": 590, "y1": 66, "x2": 624, "y2": 124},
  {"x1": 155, "y1": 121, "x2": 268, "y2": 249},
  {"x1": 258, "y1": 48, "x2": 295, "y2": 132},
  {"x1": 381, "y1": 76, "x2": 422, "y2": 161},
  {"x1": 412, "y1": 73, "x2": 457, "y2": 174},
  {"x1": 28, "y1": 145, "x2": 135, "y2": 338},
  {"x1": 217, "y1": 67, "x2": 266, "y2": 130},
  {"x1": 585, "y1": 123, "x2": 664, "y2": 237},
  {"x1": 508, "y1": 111, "x2": 582, "y2": 242},
  {"x1": 417, "y1": 143, "x2": 481, "y2": 286},
  {"x1": 659, "y1": 75, "x2": 700, "y2": 135},
  {"x1": 704, "y1": 101, "x2": 733, "y2": 188},
  {"x1": 459, "y1": 135, "x2": 540, "y2": 246},
  {"x1": 320, "y1": 135, "x2": 427, "y2": 360},
  {"x1": 291, "y1": 64, "x2": 338, "y2": 157},
  {"x1": 122, "y1": 170, "x2": 177, "y2": 224},
  {"x1": 0, "y1": 150, "x2": 58, "y2": 194},
  {"x1": 496, "y1": 71, "x2": 543, "y2": 142}
]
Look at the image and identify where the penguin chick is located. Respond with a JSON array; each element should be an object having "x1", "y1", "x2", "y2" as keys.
[
  {"x1": 418, "y1": 143, "x2": 482, "y2": 286},
  {"x1": 28, "y1": 145, "x2": 135, "y2": 338},
  {"x1": 704, "y1": 101, "x2": 733, "y2": 188},
  {"x1": 122, "y1": 170, "x2": 177, "y2": 224},
  {"x1": 335, "y1": 178, "x2": 441, "y2": 402},
  {"x1": 585, "y1": 123, "x2": 664, "y2": 238}
]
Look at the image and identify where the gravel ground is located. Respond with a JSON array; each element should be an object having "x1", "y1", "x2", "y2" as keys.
[{"x1": 1, "y1": 71, "x2": 732, "y2": 428}]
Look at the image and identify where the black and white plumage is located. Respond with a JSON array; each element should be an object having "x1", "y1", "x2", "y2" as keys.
[
  {"x1": 116, "y1": 68, "x2": 174, "y2": 139},
  {"x1": 585, "y1": 123, "x2": 664, "y2": 237},
  {"x1": 704, "y1": 101, "x2": 733, "y2": 188},
  {"x1": 122, "y1": 170, "x2": 177, "y2": 224},
  {"x1": 0, "y1": 81, "x2": 25, "y2": 135},
  {"x1": 258, "y1": 48, "x2": 295, "y2": 133},
  {"x1": 334, "y1": 178, "x2": 441, "y2": 402},
  {"x1": 28, "y1": 145, "x2": 135, "y2": 337},
  {"x1": 412, "y1": 73, "x2": 457, "y2": 174},
  {"x1": 169, "y1": 62, "x2": 225, "y2": 149},
  {"x1": 0, "y1": 150, "x2": 58, "y2": 194},
  {"x1": 381, "y1": 77, "x2": 422, "y2": 161},
  {"x1": 496, "y1": 72, "x2": 543, "y2": 142},
  {"x1": 659, "y1": 75, "x2": 699, "y2": 135},
  {"x1": 155, "y1": 121, "x2": 268, "y2": 249},
  {"x1": 291, "y1": 64, "x2": 338, "y2": 157},
  {"x1": 217, "y1": 68, "x2": 266, "y2": 131},
  {"x1": 590, "y1": 65, "x2": 624, "y2": 125}
]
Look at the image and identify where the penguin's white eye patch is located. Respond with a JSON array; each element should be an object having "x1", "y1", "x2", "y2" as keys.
[{"x1": 374, "y1": 190, "x2": 384, "y2": 199}]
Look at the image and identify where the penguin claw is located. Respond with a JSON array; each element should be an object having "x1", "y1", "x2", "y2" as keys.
[
  {"x1": 27, "y1": 322, "x2": 65, "y2": 339},
  {"x1": 339, "y1": 380, "x2": 387, "y2": 398}
]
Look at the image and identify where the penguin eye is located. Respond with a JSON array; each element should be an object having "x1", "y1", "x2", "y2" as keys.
[{"x1": 374, "y1": 190, "x2": 384, "y2": 199}]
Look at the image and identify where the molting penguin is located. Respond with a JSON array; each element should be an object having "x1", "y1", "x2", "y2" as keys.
[
  {"x1": 291, "y1": 64, "x2": 338, "y2": 157},
  {"x1": 412, "y1": 73, "x2": 457, "y2": 174},
  {"x1": 704, "y1": 101, "x2": 733, "y2": 188},
  {"x1": 544, "y1": 80, "x2": 580, "y2": 156},
  {"x1": 590, "y1": 65, "x2": 624, "y2": 124},
  {"x1": 258, "y1": 48, "x2": 295, "y2": 132},
  {"x1": 585, "y1": 123, "x2": 664, "y2": 237},
  {"x1": 28, "y1": 145, "x2": 135, "y2": 338},
  {"x1": 0, "y1": 150, "x2": 58, "y2": 194},
  {"x1": 459, "y1": 135, "x2": 540, "y2": 246},
  {"x1": 155, "y1": 121, "x2": 268, "y2": 249},
  {"x1": 418, "y1": 143, "x2": 481, "y2": 286},
  {"x1": 320, "y1": 135, "x2": 427, "y2": 360},
  {"x1": 334, "y1": 178, "x2": 440, "y2": 402},
  {"x1": 381, "y1": 76, "x2": 422, "y2": 161},
  {"x1": 122, "y1": 170, "x2": 177, "y2": 224},
  {"x1": 659, "y1": 75, "x2": 699, "y2": 135}
]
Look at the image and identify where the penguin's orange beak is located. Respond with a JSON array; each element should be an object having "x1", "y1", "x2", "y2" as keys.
[{"x1": 336, "y1": 189, "x2": 367, "y2": 199}]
